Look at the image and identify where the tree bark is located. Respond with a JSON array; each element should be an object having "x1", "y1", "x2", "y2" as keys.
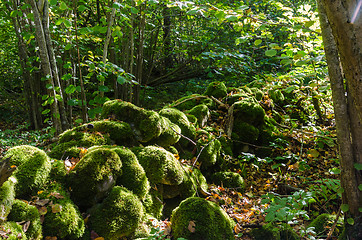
[{"x1": 318, "y1": 1, "x2": 362, "y2": 238}]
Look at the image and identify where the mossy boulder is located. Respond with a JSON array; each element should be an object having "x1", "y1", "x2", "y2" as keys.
[
  {"x1": 88, "y1": 145, "x2": 150, "y2": 199},
  {"x1": 38, "y1": 183, "x2": 85, "y2": 239},
  {"x1": 7, "y1": 200, "x2": 42, "y2": 239},
  {"x1": 134, "y1": 146, "x2": 184, "y2": 185},
  {"x1": 159, "y1": 107, "x2": 197, "y2": 147},
  {"x1": 142, "y1": 189, "x2": 164, "y2": 219},
  {"x1": 251, "y1": 87, "x2": 265, "y2": 101},
  {"x1": 147, "y1": 116, "x2": 181, "y2": 147},
  {"x1": 279, "y1": 223, "x2": 300, "y2": 240},
  {"x1": 232, "y1": 97, "x2": 265, "y2": 126},
  {"x1": 233, "y1": 121, "x2": 260, "y2": 143},
  {"x1": 171, "y1": 197, "x2": 235, "y2": 240},
  {"x1": 308, "y1": 213, "x2": 343, "y2": 236},
  {"x1": 251, "y1": 223, "x2": 280, "y2": 240},
  {"x1": 89, "y1": 186, "x2": 144, "y2": 239},
  {"x1": 179, "y1": 165, "x2": 208, "y2": 198},
  {"x1": 197, "y1": 134, "x2": 221, "y2": 169},
  {"x1": 4, "y1": 145, "x2": 51, "y2": 198},
  {"x1": 169, "y1": 94, "x2": 213, "y2": 111},
  {"x1": 0, "y1": 179, "x2": 16, "y2": 222},
  {"x1": 186, "y1": 104, "x2": 210, "y2": 127},
  {"x1": 49, "y1": 142, "x2": 82, "y2": 160},
  {"x1": 0, "y1": 221, "x2": 27, "y2": 239},
  {"x1": 49, "y1": 159, "x2": 67, "y2": 183},
  {"x1": 101, "y1": 100, "x2": 163, "y2": 142},
  {"x1": 226, "y1": 92, "x2": 250, "y2": 105},
  {"x1": 211, "y1": 171, "x2": 244, "y2": 190},
  {"x1": 204, "y1": 81, "x2": 227, "y2": 99},
  {"x1": 268, "y1": 89, "x2": 285, "y2": 105},
  {"x1": 68, "y1": 148, "x2": 122, "y2": 208}
]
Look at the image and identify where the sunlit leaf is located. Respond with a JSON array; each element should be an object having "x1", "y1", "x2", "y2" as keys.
[
  {"x1": 188, "y1": 221, "x2": 196, "y2": 232},
  {"x1": 265, "y1": 49, "x2": 277, "y2": 57}
]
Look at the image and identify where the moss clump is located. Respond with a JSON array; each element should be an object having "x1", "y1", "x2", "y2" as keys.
[
  {"x1": 101, "y1": 100, "x2": 163, "y2": 142},
  {"x1": 179, "y1": 165, "x2": 208, "y2": 198},
  {"x1": 135, "y1": 146, "x2": 184, "y2": 185},
  {"x1": 251, "y1": 223, "x2": 280, "y2": 240},
  {"x1": 226, "y1": 92, "x2": 250, "y2": 105},
  {"x1": 211, "y1": 171, "x2": 244, "y2": 189},
  {"x1": 38, "y1": 183, "x2": 84, "y2": 239},
  {"x1": 49, "y1": 142, "x2": 81, "y2": 160},
  {"x1": 4, "y1": 145, "x2": 51, "y2": 198},
  {"x1": 0, "y1": 179, "x2": 16, "y2": 222},
  {"x1": 142, "y1": 189, "x2": 164, "y2": 219},
  {"x1": 7, "y1": 200, "x2": 42, "y2": 239},
  {"x1": 68, "y1": 148, "x2": 122, "y2": 208},
  {"x1": 232, "y1": 97, "x2": 265, "y2": 126},
  {"x1": 148, "y1": 117, "x2": 181, "y2": 148},
  {"x1": 204, "y1": 81, "x2": 227, "y2": 99},
  {"x1": 268, "y1": 89, "x2": 285, "y2": 105},
  {"x1": 233, "y1": 121, "x2": 260, "y2": 143},
  {"x1": 49, "y1": 159, "x2": 67, "y2": 183},
  {"x1": 308, "y1": 213, "x2": 343, "y2": 236},
  {"x1": 89, "y1": 145, "x2": 150, "y2": 199},
  {"x1": 171, "y1": 197, "x2": 235, "y2": 240},
  {"x1": 59, "y1": 129, "x2": 111, "y2": 147},
  {"x1": 251, "y1": 87, "x2": 265, "y2": 101},
  {"x1": 197, "y1": 136, "x2": 221, "y2": 169},
  {"x1": 89, "y1": 186, "x2": 144, "y2": 239},
  {"x1": 159, "y1": 108, "x2": 196, "y2": 147},
  {"x1": 0, "y1": 221, "x2": 27, "y2": 239},
  {"x1": 186, "y1": 104, "x2": 210, "y2": 127},
  {"x1": 169, "y1": 94, "x2": 213, "y2": 111}
]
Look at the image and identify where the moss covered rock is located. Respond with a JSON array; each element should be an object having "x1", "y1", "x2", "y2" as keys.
[
  {"x1": 251, "y1": 87, "x2": 265, "y2": 101},
  {"x1": 211, "y1": 171, "x2": 244, "y2": 189},
  {"x1": 7, "y1": 200, "x2": 42, "y2": 239},
  {"x1": 135, "y1": 146, "x2": 184, "y2": 185},
  {"x1": 308, "y1": 213, "x2": 343, "y2": 236},
  {"x1": 89, "y1": 186, "x2": 144, "y2": 239},
  {"x1": 179, "y1": 165, "x2": 208, "y2": 198},
  {"x1": 0, "y1": 221, "x2": 27, "y2": 239},
  {"x1": 49, "y1": 142, "x2": 81, "y2": 160},
  {"x1": 268, "y1": 89, "x2": 285, "y2": 105},
  {"x1": 68, "y1": 148, "x2": 122, "y2": 208},
  {"x1": 197, "y1": 135, "x2": 221, "y2": 169},
  {"x1": 101, "y1": 100, "x2": 163, "y2": 142},
  {"x1": 251, "y1": 223, "x2": 280, "y2": 240},
  {"x1": 232, "y1": 97, "x2": 265, "y2": 126},
  {"x1": 142, "y1": 189, "x2": 164, "y2": 219},
  {"x1": 187, "y1": 104, "x2": 210, "y2": 127},
  {"x1": 39, "y1": 183, "x2": 85, "y2": 239},
  {"x1": 233, "y1": 121, "x2": 260, "y2": 143},
  {"x1": 49, "y1": 159, "x2": 67, "y2": 183},
  {"x1": 0, "y1": 179, "x2": 16, "y2": 222},
  {"x1": 148, "y1": 116, "x2": 181, "y2": 147},
  {"x1": 169, "y1": 94, "x2": 213, "y2": 111},
  {"x1": 171, "y1": 197, "x2": 235, "y2": 240},
  {"x1": 279, "y1": 223, "x2": 300, "y2": 240},
  {"x1": 204, "y1": 81, "x2": 227, "y2": 99},
  {"x1": 159, "y1": 107, "x2": 196, "y2": 147},
  {"x1": 4, "y1": 145, "x2": 51, "y2": 198},
  {"x1": 226, "y1": 92, "x2": 250, "y2": 105}
]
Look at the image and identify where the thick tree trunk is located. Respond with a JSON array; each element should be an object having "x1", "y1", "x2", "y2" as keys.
[{"x1": 319, "y1": 1, "x2": 362, "y2": 238}]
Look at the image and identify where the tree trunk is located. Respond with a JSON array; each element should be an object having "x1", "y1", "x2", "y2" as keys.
[{"x1": 318, "y1": 1, "x2": 362, "y2": 238}]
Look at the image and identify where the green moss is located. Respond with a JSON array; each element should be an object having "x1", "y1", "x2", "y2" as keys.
[
  {"x1": 250, "y1": 87, "x2": 265, "y2": 101},
  {"x1": 241, "y1": 86, "x2": 253, "y2": 94},
  {"x1": 8, "y1": 200, "x2": 42, "y2": 239},
  {"x1": 226, "y1": 92, "x2": 250, "y2": 105},
  {"x1": 148, "y1": 117, "x2": 181, "y2": 148},
  {"x1": 101, "y1": 100, "x2": 163, "y2": 142},
  {"x1": 186, "y1": 104, "x2": 210, "y2": 127},
  {"x1": 233, "y1": 121, "x2": 260, "y2": 143},
  {"x1": 165, "y1": 146, "x2": 178, "y2": 155},
  {"x1": 197, "y1": 137, "x2": 221, "y2": 169},
  {"x1": 251, "y1": 223, "x2": 280, "y2": 240},
  {"x1": 204, "y1": 81, "x2": 227, "y2": 99},
  {"x1": 211, "y1": 171, "x2": 244, "y2": 189},
  {"x1": 232, "y1": 97, "x2": 265, "y2": 126},
  {"x1": 179, "y1": 165, "x2": 208, "y2": 198},
  {"x1": 49, "y1": 142, "x2": 81, "y2": 159},
  {"x1": 89, "y1": 186, "x2": 144, "y2": 239},
  {"x1": 171, "y1": 197, "x2": 235, "y2": 240},
  {"x1": 38, "y1": 182, "x2": 85, "y2": 239},
  {"x1": 0, "y1": 179, "x2": 16, "y2": 222},
  {"x1": 0, "y1": 221, "x2": 27, "y2": 239},
  {"x1": 142, "y1": 189, "x2": 164, "y2": 219},
  {"x1": 169, "y1": 94, "x2": 213, "y2": 111},
  {"x1": 4, "y1": 145, "x2": 51, "y2": 198},
  {"x1": 49, "y1": 159, "x2": 67, "y2": 183},
  {"x1": 135, "y1": 146, "x2": 184, "y2": 185},
  {"x1": 89, "y1": 146, "x2": 150, "y2": 199},
  {"x1": 279, "y1": 223, "x2": 300, "y2": 240},
  {"x1": 308, "y1": 213, "x2": 343, "y2": 236},
  {"x1": 186, "y1": 114, "x2": 198, "y2": 126},
  {"x1": 68, "y1": 148, "x2": 122, "y2": 208},
  {"x1": 159, "y1": 108, "x2": 197, "y2": 147},
  {"x1": 268, "y1": 89, "x2": 285, "y2": 105}
]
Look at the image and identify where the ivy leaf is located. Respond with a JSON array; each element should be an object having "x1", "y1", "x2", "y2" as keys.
[
  {"x1": 99, "y1": 85, "x2": 109, "y2": 92},
  {"x1": 64, "y1": 43, "x2": 72, "y2": 51},
  {"x1": 254, "y1": 39, "x2": 262, "y2": 46},
  {"x1": 265, "y1": 49, "x2": 277, "y2": 57},
  {"x1": 117, "y1": 75, "x2": 126, "y2": 85},
  {"x1": 341, "y1": 204, "x2": 349, "y2": 212},
  {"x1": 347, "y1": 218, "x2": 354, "y2": 225},
  {"x1": 50, "y1": 0, "x2": 57, "y2": 6},
  {"x1": 78, "y1": 5, "x2": 87, "y2": 12},
  {"x1": 59, "y1": 1, "x2": 68, "y2": 10}
]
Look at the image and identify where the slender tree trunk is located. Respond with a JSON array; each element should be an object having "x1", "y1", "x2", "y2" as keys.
[{"x1": 318, "y1": 1, "x2": 362, "y2": 238}]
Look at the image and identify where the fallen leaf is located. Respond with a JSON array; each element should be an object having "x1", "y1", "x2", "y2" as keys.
[
  {"x1": 35, "y1": 199, "x2": 50, "y2": 206},
  {"x1": 38, "y1": 206, "x2": 47, "y2": 215},
  {"x1": 22, "y1": 221, "x2": 31, "y2": 233},
  {"x1": 188, "y1": 220, "x2": 196, "y2": 232},
  {"x1": 51, "y1": 204, "x2": 62, "y2": 213}
]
